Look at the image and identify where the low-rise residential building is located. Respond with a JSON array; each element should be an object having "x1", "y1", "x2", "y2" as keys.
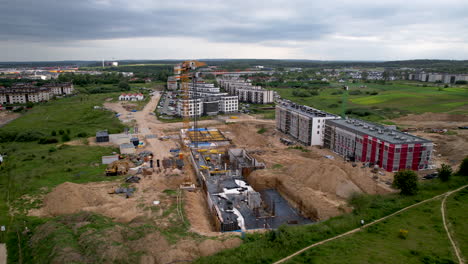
[
  {"x1": 218, "y1": 78, "x2": 274, "y2": 104},
  {"x1": 119, "y1": 93, "x2": 144, "y2": 101},
  {"x1": 42, "y1": 82, "x2": 75, "y2": 95},
  {"x1": 408, "y1": 72, "x2": 468, "y2": 84},
  {"x1": 0, "y1": 85, "x2": 52, "y2": 104},
  {"x1": 276, "y1": 100, "x2": 338, "y2": 146},
  {"x1": 324, "y1": 118, "x2": 433, "y2": 172}
]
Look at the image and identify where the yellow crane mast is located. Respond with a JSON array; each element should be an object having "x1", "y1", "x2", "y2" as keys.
[{"x1": 174, "y1": 60, "x2": 206, "y2": 130}]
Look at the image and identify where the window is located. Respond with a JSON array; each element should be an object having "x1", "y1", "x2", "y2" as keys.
[
  {"x1": 317, "y1": 131, "x2": 320, "y2": 134},
  {"x1": 408, "y1": 147, "x2": 413, "y2": 152},
  {"x1": 396, "y1": 148, "x2": 400, "y2": 153}
]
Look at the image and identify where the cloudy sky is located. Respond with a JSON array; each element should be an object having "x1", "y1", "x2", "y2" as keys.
[{"x1": 1, "y1": 0, "x2": 468, "y2": 61}]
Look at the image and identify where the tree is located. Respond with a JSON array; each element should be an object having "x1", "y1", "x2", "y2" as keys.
[
  {"x1": 361, "y1": 71, "x2": 368, "y2": 81},
  {"x1": 458, "y1": 156, "x2": 468, "y2": 176},
  {"x1": 437, "y1": 164, "x2": 453, "y2": 182},
  {"x1": 393, "y1": 170, "x2": 419, "y2": 195},
  {"x1": 118, "y1": 81, "x2": 130, "y2": 91}
]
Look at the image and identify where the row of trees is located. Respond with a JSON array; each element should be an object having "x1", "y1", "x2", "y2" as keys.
[{"x1": 393, "y1": 157, "x2": 468, "y2": 195}]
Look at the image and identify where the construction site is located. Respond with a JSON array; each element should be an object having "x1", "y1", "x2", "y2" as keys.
[{"x1": 17, "y1": 62, "x2": 468, "y2": 263}]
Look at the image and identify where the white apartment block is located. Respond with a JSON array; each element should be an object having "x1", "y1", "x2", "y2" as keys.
[
  {"x1": 276, "y1": 101, "x2": 338, "y2": 146},
  {"x1": 219, "y1": 96, "x2": 239, "y2": 113},
  {"x1": 0, "y1": 82, "x2": 75, "y2": 105},
  {"x1": 177, "y1": 99, "x2": 204, "y2": 117},
  {"x1": 408, "y1": 73, "x2": 468, "y2": 84},
  {"x1": 0, "y1": 86, "x2": 51, "y2": 104},
  {"x1": 42, "y1": 82, "x2": 75, "y2": 95},
  {"x1": 167, "y1": 76, "x2": 178, "y2": 90},
  {"x1": 218, "y1": 78, "x2": 274, "y2": 104}
]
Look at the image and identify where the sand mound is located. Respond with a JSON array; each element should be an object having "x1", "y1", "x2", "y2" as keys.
[
  {"x1": 247, "y1": 151, "x2": 392, "y2": 220},
  {"x1": 42, "y1": 182, "x2": 106, "y2": 216}
]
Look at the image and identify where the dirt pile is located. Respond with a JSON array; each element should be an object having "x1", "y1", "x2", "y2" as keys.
[
  {"x1": 28, "y1": 212, "x2": 242, "y2": 264},
  {"x1": 41, "y1": 182, "x2": 107, "y2": 216},
  {"x1": 247, "y1": 151, "x2": 393, "y2": 220},
  {"x1": 226, "y1": 123, "x2": 283, "y2": 149}
]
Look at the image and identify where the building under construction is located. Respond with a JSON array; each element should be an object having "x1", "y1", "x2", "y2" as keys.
[
  {"x1": 180, "y1": 127, "x2": 231, "y2": 148},
  {"x1": 189, "y1": 148, "x2": 311, "y2": 232},
  {"x1": 276, "y1": 100, "x2": 338, "y2": 146},
  {"x1": 324, "y1": 118, "x2": 433, "y2": 172}
]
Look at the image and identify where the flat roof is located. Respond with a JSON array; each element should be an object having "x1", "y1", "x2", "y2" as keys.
[
  {"x1": 277, "y1": 101, "x2": 336, "y2": 118},
  {"x1": 327, "y1": 118, "x2": 431, "y2": 144}
]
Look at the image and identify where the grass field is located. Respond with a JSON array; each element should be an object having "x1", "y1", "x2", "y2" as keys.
[
  {"x1": 446, "y1": 187, "x2": 468, "y2": 259},
  {"x1": 284, "y1": 200, "x2": 454, "y2": 264},
  {"x1": 0, "y1": 93, "x2": 125, "y2": 242},
  {"x1": 271, "y1": 81, "x2": 468, "y2": 121},
  {"x1": 195, "y1": 176, "x2": 468, "y2": 264},
  {"x1": 1, "y1": 93, "x2": 126, "y2": 137}
]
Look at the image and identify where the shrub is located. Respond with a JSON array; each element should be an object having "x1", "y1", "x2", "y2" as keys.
[
  {"x1": 398, "y1": 229, "x2": 408, "y2": 239},
  {"x1": 15, "y1": 131, "x2": 45, "y2": 142},
  {"x1": 437, "y1": 164, "x2": 453, "y2": 182},
  {"x1": 349, "y1": 90, "x2": 362, "y2": 95},
  {"x1": 58, "y1": 129, "x2": 65, "y2": 135},
  {"x1": 455, "y1": 80, "x2": 467, "y2": 85},
  {"x1": 49, "y1": 147, "x2": 57, "y2": 153},
  {"x1": 257, "y1": 128, "x2": 267, "y2": 134},
  {"x1": 76, "y1": 132, "x2": 88, "y2": 138},
  {"x1": 51, "y1": 130, "x2": 57, "y2": 136},
  {"x1": 61, "y1": 134, "x2": 71, "y2": 142},
  {"x1": 292, "y1": 90, "x2": 313, "y2": 97},
  {"x1": 458, "y1": 156, "x2": 468, "y2": 176},
  {"x1": 331, "y1": 90, "x2": 343, "y2": 95},
  {"x1": 0, "y1": 131, "x2": 18, "y2": 143},
  {"x1": 393, "y1": 170, "x2": 419, "y2": 195},
  {"x1": 38, "y1": 138, "x2": 59, "y2": 144}
]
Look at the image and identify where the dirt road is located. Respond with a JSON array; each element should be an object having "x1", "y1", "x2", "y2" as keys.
[
  {"x1": 0, "y1": 243, "x2": 6, "y2": 264},
  {"x1": 273, "y1": 184, "x2": 468, "y2": 264},
  {"x1": 442, "y1": 191, "x2": 466, "y2": 264}
]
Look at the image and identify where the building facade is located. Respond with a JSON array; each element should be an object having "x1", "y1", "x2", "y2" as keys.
[
  {"x1": 42, "y1": 82, "x2": 75, "y2": 95},
  {"x1": 0, "y1": 86, "x2": 51, "y2": 104},
  {"x1": 408, "y1": 73, "x2": 468, "y2": 84},
  {"x1": 324, "y1": 119, "x2": 433, "y2": 172},
  {"x1": 177, "y1": 98, "x2": 204, "y2": 117},
  {"x1": 167, "y1": 76, "x2": 178, "y2": 90},
  {"x1": 218, "y1": 78, "x2": 274, "y2": 104},
  {"x1": 276, "y1": 101, "x2": 337, "y2": 146}
]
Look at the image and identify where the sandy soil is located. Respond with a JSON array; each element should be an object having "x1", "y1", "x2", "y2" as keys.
[
  {"x1": 221, "y1": 122, "x2": 393, "y2": 220},
  {"x1": 0, "y1": 244, "x2": 6, "y2": 264},
  {"x1": 392, "y1": 113, "x2": 468, "y2": 129},
  {"x1": 30, "y1": 93, "x2": 243, "y2": 262},
  {"x1": 392, "y1": 113, "x2": 468, "y2": 167},
  {"x1": 0, "y1": 111, "x2": 20, "y2": 127}
]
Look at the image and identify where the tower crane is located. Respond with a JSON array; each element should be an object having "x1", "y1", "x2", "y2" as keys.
[{"x1": 174, "y1": 60, "x2": 206, "y2": 130}]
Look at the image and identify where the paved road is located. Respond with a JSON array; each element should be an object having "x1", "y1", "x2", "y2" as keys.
[
  {"x1": 0, "y1": 243, "x2": 6, "y2": 264},
  {"x1": 442, "y1": 190, "x2": 466, "y2": 264},
  {"x1": 273, "y1": 184, "x2": 468, "y2": 264}
]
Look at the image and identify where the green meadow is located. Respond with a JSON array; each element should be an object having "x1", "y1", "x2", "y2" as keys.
[{"x1": 271, "y1": 81, "x2": 468, "y2": 121}]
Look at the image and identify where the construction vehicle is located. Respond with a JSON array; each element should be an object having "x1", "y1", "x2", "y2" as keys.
[{"x1": 106, "y1": 160, "x2": 132, "y2": 176}]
